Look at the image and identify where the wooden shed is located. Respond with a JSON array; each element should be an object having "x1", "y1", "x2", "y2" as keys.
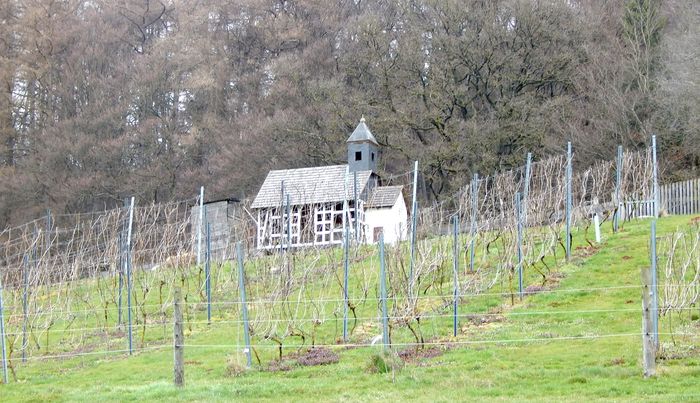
[{"x1": 190, "y1": 198, "x2": 240, "y2": 261}]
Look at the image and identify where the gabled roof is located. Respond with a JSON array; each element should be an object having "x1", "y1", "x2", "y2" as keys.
[
  {"x1": 366, "y1": 186, "x2": 404, "y2": 208},
  {"x1": 346, "y1": 117, "x2": 379, "y2": 146},
  {"x1": 251, "y1": 165, "x2": 373, "y2": 209}
]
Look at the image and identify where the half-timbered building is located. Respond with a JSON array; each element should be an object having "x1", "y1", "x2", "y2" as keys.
[{"x1": 251, "y1": 118, "x2": 408, "y2": 249}]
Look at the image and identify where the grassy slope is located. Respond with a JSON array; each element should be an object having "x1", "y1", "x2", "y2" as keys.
[{"x1": 1, "y1": 216, "x2": 699, "y2": 402}]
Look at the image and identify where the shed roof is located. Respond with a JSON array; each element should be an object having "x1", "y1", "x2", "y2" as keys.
[
  {"x1": 346, "y1": 117, "x2": 379, "y2": 146},
  {"x1": 366, "y1": 186, "x2": 404, "y2": 208},
  {"x1": 251, "y1": 165, "x2": 372, "y2": 209}
]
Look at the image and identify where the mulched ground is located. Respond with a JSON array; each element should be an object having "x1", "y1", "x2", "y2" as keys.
[
  {"x1": 297, "y1": 347, "x2": 339, "y2": 366},
  {"x1": 265, "y1": 347, "x2": 340, "y2": 371},
  {"x1": 397, "y1": 346, "x2": 444, "y2": 363}
]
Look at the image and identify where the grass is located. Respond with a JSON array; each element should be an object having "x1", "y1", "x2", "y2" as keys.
[{"x1": 1, "y1": 216, "x2": 699, "y2": 401}]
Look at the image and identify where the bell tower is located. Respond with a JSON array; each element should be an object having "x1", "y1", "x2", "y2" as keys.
[{"x1": 347, "y1": 117, "x2": 379, "y2": 173}]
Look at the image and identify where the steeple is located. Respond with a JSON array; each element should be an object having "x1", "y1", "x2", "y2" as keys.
[
  {"x1": 347, "y1": 117, "x2": 379, "y2": 173},
  {"x1": 346, "y1": 116, "x2": 379, "y2": 146}
]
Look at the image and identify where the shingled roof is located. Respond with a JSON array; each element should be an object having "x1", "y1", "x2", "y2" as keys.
[
  {"x1": 251, "y1": 165, "x2": 373, "y2": 209},
  {"x1": 346, "y1": 117, "x2": 379, "y2": 146},
  {"x1": 366, "y1": 185, "x2": 404, "y2": 208}
]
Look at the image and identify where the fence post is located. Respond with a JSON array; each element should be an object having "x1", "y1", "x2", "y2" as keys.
[
  {"x1": 45, "y1": 208, "x2": 52, "y2": 254},
  {"x1": 641, "y1": 264, "x2": 656, "y2": 377},
  {"x1": 650, "y1": 220, "x2": 659, "y2": 348},
  {"x1": 614, "y1": 145, "x2": 623, "y2": 233},
  {"x1": 236, "y1": 242, "x2": 252, "y2": 368},
  {"x1": 21, "y1": 254, "x2": 29, "y2": 362},
  {"x1": 205, "y1": 220, "x2": 212, "y2": 325},
  {"x1": 566, "y1": 142, "x2": 572, "y2": 261},
  {"x1": 117, "y1": 229, "x2": 123, "y2": 327},
  {"x1": 343, "y1": 222, "x2": 350, "y2": 342},
  {"x1": 652, "y1": 135, "x2": 659, "y2": 218},
  {"x1": 354, "y1": 171, "x2": 359, "y2": 242},
  {"x1": 286, "y1": 193, "x2": 291, "y2": 247},
  {"x1": 0, "y1": 279, "x2": 8, "y2": 384},
  {"x1": 279, "y1": 181, "x2": 285, "y2": 255},
  {"x1": 197, "y1": 186, "x2": 204, "y2": 265},
  {"x1": 29, "y1": 226, "x2": 38, "y2": 358},
  {"x1": 379, "y1": 232, "x2": 390, "y2": 349},
  {"x1": 118, "y1": 198, "x2": 129, "y2": 328},
  {"x1": 173, "y1": 287, "x2": 184, "y2": 387},
  {"x1": 343, "y1": 166, "x2": 349, "y2": 242},
  {"x1": 32, "y1": 225, "x2": 38, "y2": 264},
  {"x1": 409, "y1": 161, "x2": 419, "y2": 292},
  {"x1": 469, "y1": 173, "x2": 479, "y2": 274},
  {"x1": 516, "y1": 192, "x2": 524, "y2": 299},
  {"x1": 126, "y1": 196, "x2": 135, "y2": 355},
  {"x1": 452, "y1": 216, "x2": 459, "y2": 337},
  {"x1": 523, "y1": 152, "x2": 532, "y2": 226}
]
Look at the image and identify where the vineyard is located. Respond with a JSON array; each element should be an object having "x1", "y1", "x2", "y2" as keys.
[{"x1": 0, "y1": 143, "x2": 699, "y2": 401}]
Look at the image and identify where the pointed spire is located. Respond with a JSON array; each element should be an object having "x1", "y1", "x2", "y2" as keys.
[{"x1": 347, "y1": 117, "x2": 378, "y2": 146}]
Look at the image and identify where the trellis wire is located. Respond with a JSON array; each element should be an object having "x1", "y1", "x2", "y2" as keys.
[{"x1": 0, "y1": 143, "x2": 662, "y2": 370}]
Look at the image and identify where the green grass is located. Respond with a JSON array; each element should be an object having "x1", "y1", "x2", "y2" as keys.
[{"x1": 1, "y1": 216, "x2": 699, "y2": 401}]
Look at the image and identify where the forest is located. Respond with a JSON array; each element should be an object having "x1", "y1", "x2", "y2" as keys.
[{"x1": 0, "y1": 0, "x2": 697, "y2": 227}]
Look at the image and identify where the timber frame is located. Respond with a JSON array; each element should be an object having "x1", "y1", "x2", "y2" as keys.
[{"x1": 256, "y1": 200, "x2": 365, "y2": 250}]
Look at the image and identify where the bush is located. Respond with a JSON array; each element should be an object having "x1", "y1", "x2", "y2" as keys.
[
  {"x1": 225, "y1": 358, "x2": 247, "y2": 377},
  {"x1": 368, "y1": 350, "x2": 404, "y2": 374}
]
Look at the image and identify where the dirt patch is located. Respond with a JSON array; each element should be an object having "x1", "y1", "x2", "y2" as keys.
[
  {"x1": 606, "y1": 357, "x2": 626, "y2": 366},
  {"x1": 297, "y1": 347, "x2": 339, "y2": 366},
  {"x1": 544, "y1": 272, "x2": 566, "y2": 288},
  {"x1": 622, "y1": 255, "x2": 633, "y2": 260},
  {"x1": 524, "y1": 285, "x2": 549, "y2": 295},
  {"x1": 267, "y1": 359, "x2": 295, "y2": 372},
  {"x1": 225, "y1": 360, "x2": 246, "y2": 377},
  {"x1": 575, "y1": 245, "x2": 599, "y2": 258},
  {"x1": 397, "y1": 347, "x2": 444, "y2": 363},
  {"x1": 465, "y1": 313, "x2": 505, "y2": 326}
]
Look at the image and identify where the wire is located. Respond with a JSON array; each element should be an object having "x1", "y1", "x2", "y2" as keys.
[
  {"x1": 21, "y1": 345, "x2": 169, "y2": 362},
  {"x1": 12, "y1": 330, "x2": 697, "y2": 362},
  {"x1": 0, "y1": 284, "x2": 648, "y2": 316},
  {"x1": 5, "y1": 282, "x2": 696, "y2": 316},
  {"x1": 7, "y1": 306, "x2": 699, "y2": 337},
  {"x1": 178, "y1": 332, "x2": 698, "y2": 350}
]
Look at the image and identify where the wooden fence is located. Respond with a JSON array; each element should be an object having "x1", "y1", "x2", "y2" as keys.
[
  {"x1": 622, "y1": 199, "x2": 656, "y2": 219},
  {"x1": 617, "y1": 178, "x2": 700, "y2": 220},
  {"x1": 661, "y1": 178, "x2": 700, "y2": 215}
]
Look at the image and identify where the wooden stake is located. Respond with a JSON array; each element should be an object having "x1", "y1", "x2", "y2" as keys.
[{"x1": 174, "y1": 287, "x2": 184, "y2": 387}]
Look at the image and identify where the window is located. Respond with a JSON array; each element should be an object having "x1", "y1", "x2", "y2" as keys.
[
  {"x1": 355, "y1": 151, "x2": 362, "y2": 161},
  {"x1": 371, "y1": 152, "x2": 375, "y2": 161}
]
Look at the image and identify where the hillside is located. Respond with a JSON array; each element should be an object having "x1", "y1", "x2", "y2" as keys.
[{"x1": 0, "y1": 216, "x2": 698, "y2": 402}]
